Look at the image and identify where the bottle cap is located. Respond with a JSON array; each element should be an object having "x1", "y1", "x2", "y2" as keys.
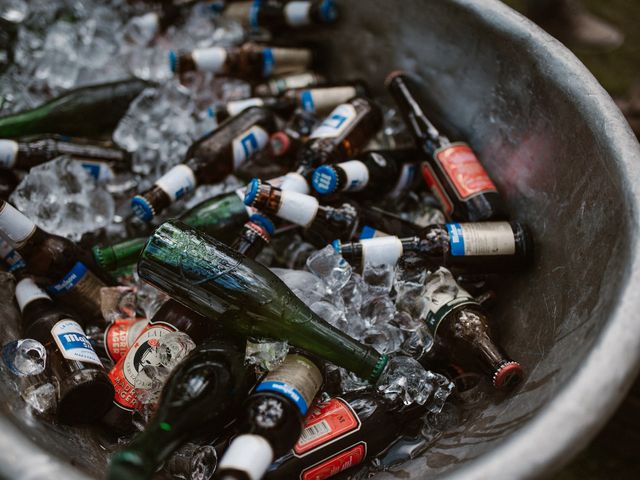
[
  {"x1": 131, "y1": 196, "x2": 155, "y2": 222},
  {"x1": 493, "y1": 361, "x2": 524, "y2": 390},
  {"x1": 168, "y1": 50, "x2": 178, "y2": 73},
  {"x1": 92, "y1": 245, "x2": 116, "y2": 271},
  {"x1": 331, "y1": 239, "x2": 342, "y2": 254},
  {"x1": 244, "y1": 179, "x2": 262, "y2": 206},
  {"x1": 384, "y1": 70, "x2": 408, "y2": 87},
  {"x1": 319, "y1": 0, "x2": 339, "y2": 23},
  {"x1": 249, "y1": 214, "x2": 275, "y2": 236},
  {"x1": 312, "y1": 165, "x2": 338, "y2": 194},
  {"x1": 270, "y1": 131, "x2": 290, "y2": 157}
]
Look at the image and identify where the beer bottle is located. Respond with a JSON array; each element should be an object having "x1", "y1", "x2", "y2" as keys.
[
  {"x1": 0, "y1": 79, "x2": 150, "y2": 138},
  {"x1": 13, "y1": 274, "x2": 114, "y2": 424},
  {"x1": 244, "y1": 179, "x2": 359, "y2": 246},
  {"x1": 94, "y1": 174, "x2": 306, "y2": 273},
  {"x1": 223, "y1": 0, "x2": 339, "y2": 31},
  {"x1": 333, "y1": 221, "x2": 532, "y2": 272},
  {"x1": 293, "y1": 96, "x2": 382, "y2": 189},
  {"x1": 311, "y1": 149, "x2": 418, "y2": 197},
  {"x1": 98, "y1": 318, "x2": 149, "y2": 365},
  {"x1": 254, "y1": 71, "x2": 325, "y2": 97},
  {"x1": 131, "y1": 107, "x2": 277, "y2": 221},
  {"x1": 0, "y1": 236, "x2": 26, "y2": 272},
  {"x1": 0, "y1": 168, "x2": 19, "y2": 201},
  {"x1": 0, "y1": 200, "x2": 112, "y2": 322},
  {"x1": 170, "y1": 42, "x2": 313, "y2": 79},
  {"x1": 269, "y1": 108, "x2": 317, "y2": 161},
  {"x1": 266, "y1": 390, "x2": 425, "y2": 480},
  {"x1": 138, "y1": 220, "x2": 389, "y2": 382},
  {"x1": 215, "y1": 353, "x2": 324, "y2": 480},
  {"x1": 0, "y1": 136, "x2": 130, "y2": 172},
  {"x1": 107, "y1": 339, "x2": 254, "y2": 480},
  {"x1": 423, "y1": 267, "x2": 523, "y2": 390},
  {"x1": 386, "y1": 72, "x2": 507, "y2": 221},
  {"x1": 103, "y1": 216, "x2": 273, "y2": 431}
]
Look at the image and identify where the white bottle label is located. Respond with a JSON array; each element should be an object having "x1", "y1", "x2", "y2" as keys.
[
  {"x1": 447, "y1": 222, "x2": 516, "y2": 256},
  {"x1": 309, "y1": 104, "x2": 357, "y2": 139},
  {"x1": 387, "y1": 162, "x2": 417, "y2": 199},
  {"x1": 15, "y1": 278, "x2": 51, "y2": 311},
  {"x1": 0, "y1": 139, "x2": 18, "y2": 169},
  {"x1": 155, "y1": 165, "x2": 197, "y2": 202},
  {"x1": 278, "y1": 191, "x2": 319, "y2": 227},
  {"x1": 361, "y1": 236, "x2": 404, "y2": 266},
  {"x1": 0, "y1": 202, "x2": 36, "y2": 246},
  {"x1": 51, "y1": 319, "x2": 102, "y2": 367},
  {"x1": 232, "y1": 125, "x2": 269, "y2": 169},
  {"x1": 268, "y1": 72, "x2": 318, "y2": 95},
  {"x1": 225, "y1": 98, "x2": 265, "y2": 118},
  {"x1": 192, "y1": 46, "x2": 228, "y2": 73},
  {"x1": 301, "y1": 86, "x2": 358, "y2": 114},
  {"x1": 337, "y1": 160, "x2": 370, "y2": 192},
  {"x1": 284, "y1": 1, "x2": 312, "y2": 27}
]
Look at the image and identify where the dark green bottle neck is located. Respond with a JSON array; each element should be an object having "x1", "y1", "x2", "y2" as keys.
[
  {"x1": 93, "y1": 237, "x2": 147, "y2": 272},
  {"x1": 0, "y1": 105, "x2": 52, "y2": 138}
]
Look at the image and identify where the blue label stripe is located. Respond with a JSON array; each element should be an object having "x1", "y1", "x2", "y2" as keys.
[
  {"x1": 447, "y1": 223, "x2": 465, "y2": 256},
  {"x1": 249, "y1": 0, "x2": 261, "y2": 28},
  {"x1": 256, "y1": 380, "x2": 309, "y2": 415},
  {"x1": 80, "y1": 162, "x2": 101, "y2": 180},
  {"x1": 359, "y1": 225, "x2": 377, "y2": 240},
  {"x1": 300, "y1": 90, "x2": 315, "y2": 112},
  {"x1": 46, "y1": 261, "x2": 88, "y2": 296},
  {"x1": 262, "y1": 48, "x2": 274, "y2": 77}
]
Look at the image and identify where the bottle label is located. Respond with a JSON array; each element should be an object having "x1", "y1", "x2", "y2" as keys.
[
  {"x1": 310, "y1": 104, "x2": 357, "y2": 139},
  {"x1": 0, "y1": 202, "x2": 37, "y2": 246},
  {"x1": 155, "y1": 164, "x2": 197, "y2": 202},
  {"x1": 301, "y1": 86, "x2": 358, "y2": 114},
  {"x1": 421, "y1": 161, "x2": 453, "y2": 217},
  {"x1": 51, "y1": 319, "x2": 103, "y2": 367},
  {"x1": 361, "y1": 236, "x2": 404, "y2": 266},
  {"x1": 46, "y1": 262, "x2": 105, "y2": 317},
  {"x1": 268, "y1": 72, "x2": 318, "y2": 95},
  {"x1": 255, "y1": 354, "x2": 322, "y2": 416},
  {"x1": 45, "y1": 261, "x2": 89, "y2": 296},
  {"x1": 277, "y1": 191, "x2": 319, "y2": 227},
  {"x1": 0, "y1": 139, "x2": 18, "y2": 169},
  {"x1": 79, "y1": 161, "x2": 114, "y2": 183},
  {"x1": 109, "y1": 322, "x2": 178, "y2": 411},
  {"x1": 300, "y1": 442, "x2": 367, "y2": 480},
  {"x1": 104, "y1": 318, "x2": 149, "y2": 363},
  {"x1": 285, "y1": 1, "x2": 312, "y2": 27},
  {"x1": 0, "y1": 238, "x2": 26, "y2": 272},
  {"x1": 434, "y1": 143, "x2": 497, "y2": 200},
  {"x1": 192, "y1": 46, "x2": 227, "y2": 73},
  {"x1": 387, "y1": 162, "x2": 417, "y2": 199},
  {"x1": 226, "y1": 98, "x2": 266, "y2": 118},
  {"x1": 358, "y1": 225, "x2": 389, "y2": 240},
  {"x1": 232, "y1": 125, "x2": 269, "y2": 170},
  {"x1": 447, "y1": 222, "x2": 516, "y2": 256},
  {"x1": 266, "y1": 47, "x2": 312, "y2": 77},
  {"x1": 425, "y1": 275, "x2": 477, "y2": 336},
  {"x1": 15, "y1": 277, "x2": 51, "y2": 311},
  {"x1": 336, "y1": 160, "x2": 369, "y2": 191},
  {"x1": 294, "y1": 398, "x2": 361, "y2": 456}
]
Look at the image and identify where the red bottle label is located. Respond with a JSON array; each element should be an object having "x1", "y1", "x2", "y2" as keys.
[
  {"x1": 104, "y1": 318, "x2": 148, "y2": 363},
  {"x1": 294, "y1": 398, "x2": 361, "y2": 456},
  {"x1": 421, "y1": 162, "x2": 453, "y2": 216},
  {"x1": 108, "y1": 322, "x2": 177, "y2": 411},
  {"x1": 301, "y1": 443, "x2": 367, "y2": 480},
  {"x1": 434, "y1": 142, "x2": 497, "y2": 200}
]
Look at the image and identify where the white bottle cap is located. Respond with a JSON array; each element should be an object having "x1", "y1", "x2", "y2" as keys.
[
  {"x1": 0, "y1": 139, "x2": 18, "y2": 169},
  {"x1": 0, "y1": 202, "x2": 36, "y2": 246},
  {"x1": 218, "y1": 434, "x2": 274, "y2": 480},
  {"x1": 15, "y1": 278, "x2": 51, "y2": 312},
  {"x1": 277, "y1": 191, "x2": 319, "y2": 227},
  {"x1": 192, "y1": 46, "x2": 228, "y2": 73}
]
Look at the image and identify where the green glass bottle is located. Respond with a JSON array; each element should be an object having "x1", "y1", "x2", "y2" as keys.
[
  {"x1": 138, "y1": 220, "x2": 388, "y2": 383},
  {"x1": 107, "y1": 338, "x2": 254, "y2": 480},
  {"x1": 0, "y1": 79, "x2": 150, "y2": 138}
]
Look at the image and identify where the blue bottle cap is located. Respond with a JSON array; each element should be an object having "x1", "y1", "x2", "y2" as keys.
[
  {"x1": 250, "y1": 214, "x2": 275, "y2": 236},
  {"x1": 168, "y1": 50, "x2": 178, "y2": 73},
  {"x1": 312, "y1": 165, "x2": 338, "y2": 195},
  {"x1": 331, "y1": 239, "x2": 341, "y2": 254},
  {"x1": 131, "y1": 196, "x2": 154, "y2": 222},
  {"x1": 319, "y1": 0, "x2": 339, "y2": 23},
  {"x1": 244, "y1": 178, "x2": 261, "y2": 206}
]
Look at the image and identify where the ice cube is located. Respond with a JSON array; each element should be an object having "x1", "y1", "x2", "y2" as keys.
[
  {"x1": 9, "y1": 156, "x2": 115, "y2": 241},
  {"x1": 134, "y1": 363, "x2": 170, "y2": 409},
  {"x1": 310, "y1": 300, "x2": 347, "y2": 329},
  {"x1": 362, "y1": 324, "x2": 405, "y2": 354},
  {"x1": 2, "y1": 339, "x2": 46, "y2": 376},
  {"x1": 245, "y1": 338, "x2": 288, "y2": 372},
  {"x1": 1, "y1": 0, "x2": 28, "y2": 24},
  {"x1": 123, "y1": 12, "x2": 159, "y2": 46},
  {"x1": 376, "y1": 356, "x2": 454, "y2": 408},
  {"x1": 271, "y1": 268, "x2": 327, "y2": 306},
  {"x1": 100, "y1": 286, "x2": 138, "y2": 323},
  {"x1": 21, "y1": 382, "x2": 58, "y2": 415},
  {"x1": 135, "y1": 275, "x2": 169, "y2": 319},
  {"x1": 362, "y1": 262, "x2": 395, "y2": 297},
  {"x1": 339, "y1": 274, "x2": 366, "y2": 314},
  {"x1": 360, "y1": 296, "x2": 396, "y2": 329},
  {"x1": 306, "y1": 245, "x2": 352, "y2": 293},
  {"x1": 157, "y1": 332, "x2": 196, "y2": 369},
  {"x1": 400, "y1": 327, "x2": 434, "y2": 359},
  {"x1": 164, "y1": 443, "x2": 218, "y2": 480}
]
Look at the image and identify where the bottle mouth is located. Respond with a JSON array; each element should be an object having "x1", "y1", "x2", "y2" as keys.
[
  {"x1": 493, "y1": 361, "x2": 524, "y2": 390},
  {"x1": 244, "y1": 178, "x2": 261, "y2": 206},
  {"x1": 131, "y1": 196, "x2": 155, "y2": 222},
  {"x1": 270, "y1": 131, "x2": 290, "y2": 157},
  {"x1": 312, "y1": 165, "x2": 338, "y2": 194}
]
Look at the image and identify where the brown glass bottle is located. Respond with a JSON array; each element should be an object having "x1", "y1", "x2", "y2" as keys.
[
  {"x1": 222, "y1": 0, "x2": 339, "y2": 31},
  {"x1": 423, "y1": 268, "x2": 523, "y2": 390},
  {"x1": 0, "y1": 168, "x2": 19, "y2": 201},
  {"x1": 131, "y1": 106, "x2": 276, "y2": 222},
  {"x1": 0, "y1": 200, "x2": 112, "y2": 323},
  {"x1": 269, "y1": 108, "x2": 318, "y2": 161},
  {"x1": 14, "y1": 274, "x2": 114, "y2": 424},
  {"x1": 170, "y1": 42, "x2": 313, "y2": 79},
  {"x1": 386, "y1": 71, "x2": 507, "y2": 222}
]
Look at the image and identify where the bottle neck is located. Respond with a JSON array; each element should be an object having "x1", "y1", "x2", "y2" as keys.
[
  {"x1": 92, "y1": 237, "x2": 148, "y2": 272},
  {"x1": 0, "y1": 105, "x2": 50, "y2": 138},
  {"x1": 231, "y1": 221, "x2": 271, "y2": 259},
  {"x1": 0, "y1": 201, "x2": 38, "y2": 249}
]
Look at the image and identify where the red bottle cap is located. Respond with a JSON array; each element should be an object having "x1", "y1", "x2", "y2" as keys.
[
  {"x1": 270, "y1": 131, "x2": 291, "y2": 157},
  {"x1": 493, "y1": 361, "x2": 524, "y2": 390}
]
